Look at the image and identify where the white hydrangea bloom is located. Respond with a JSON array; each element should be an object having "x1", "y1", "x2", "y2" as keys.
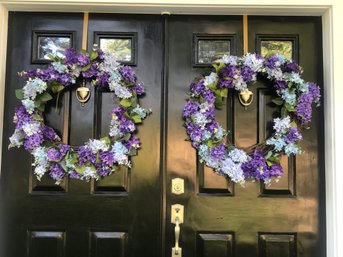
[
  {"x1": 87, "y1": 139, "x2": 109, "y2": 153},
  {"x1": 22, "y1": 99, "x2": 35, "y2": 114},
  {"x1": 34, "y1": 165, "x2": 48, "y2": 181},
  {"x1": 82, "y1": 167, "x2": 98, "y2": 181},
  {"x1": 273, "y1": 116, "x2": 291, "y2": 134},
  {"x1": 233, "y1": 76, "x2": 247, "y2": 91},
  {"x1": 203, "y1": 72, "x2": 218, "y2": 86},
  {"x1": 243, "y1": 53, "x2": 264, "y2": 72},
  {"x1": 32, "y1": 146, "x2": 48, "y2": 167},
  {"x1": 9, "y1": 129, "x2": 24, "y2": 148},
  {"x1": 52, "y1": 62, "x2": 68, "y2": 73},
  {"x1": 221, "y1": 55, "x2": 237, "y2": 65},
  {"x1": 22, "y1": 121, "x2": 41, "y2": 136},
  {"x1": 110, "y1": 82, "x2": 132, "y2": 99},
  {"x1": 23, "y1": 78, "x2": 47, "y2": 99},
  {"x1": 266, "y1": 67, "x2": 283, "y2": 81}
]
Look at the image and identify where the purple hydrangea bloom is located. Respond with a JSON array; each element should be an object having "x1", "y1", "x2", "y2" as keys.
[
  {"x1": 100, "y1": 151, "x2": 116, "y2": 166},
  {"x1": 57, "y1": 73, "x2": 70, "y2": 85},
  {"x1": 14, "y1": 105, "x2": 32, "y2": 129},
  {"x1": 242, "y1": 149, "x2": 284, "y2": 182},
  {"x1": 285, "y1": 127, "x2": 302, "y2": 143},
  {"x1": 49, "y1": 163, "x2": 65, "y2": 181},
  {"x1": 58, "y1": 144, "x2": 71, "y2": 156},
  {"x1": 308, "y1": 82, "x2": 321, "y2": 102},
  {"x1": 23, "y1": 134, "x2": 43, "y2": 150},
  {"x1": 119, "y1": 66, "x2": 137, "y2": 83},
  {"x1": 242, "y1": 149, "x2": 269, "y2": 181},
  {"x1": 274, "y1": 80, "x2": 288, "y2": 90},
  {"x1": 285, "y1": 61, "x2": 301, "y2": 73},
  {"x1": 219, "y1": 78, "x2": 233, "y2": 89},
  {"x1": 69, "y1": 171, "x2": 81, "y2": 179},
  {"x1": 210, "y1": 143, "x2": 226, "y2": 160},
  {"x1": 185, "y1": 121, "x2": 203, "y2": 147},
  {"x1": 113, "y1": 106, "x2": 126, "y2": 120},
  {"x1": 41, "y1": 126, "x2": 56, "y2": 141},
  {"x1": 47, "y1": 148, "x2": 62, "y2": 161},
  {"x1": 77, "y1": 146, "x2": 96, "y2": 165},
  {"x1": 264, "y1": 55, "x2": 279, "y2": 69},
  {"x1": 22, "y1": 69, "x2": 38, "y2": 79},
  {"x1": 97, "y1": 49, "x2": 105, "y2": 60},
  {"x1": 183, "y1": 101, "x2": 200, "y2": 117},
  {"x1": 82, "y1": 63, "x2": 98, "y2": 78},
  {"x1": 133, "y1": 83, "x2": 145, "y2": 95},
  {"x1": 202, "y1": 89, "x2": 216, "y2": 104},
  {"x1": 64, "y1": 48, "x2": 79, "y2": 65},
  {"x1": 97, "y1": 73, "x2": 110, "y2": 87},
  {"x1": 269, "y1": 163, "x2": 283, "y2": 177},
  {"x1": 125, "y1": 135, "x2": 140, "y2": 150},
  {"x1": 190, "y1": 80, "x2": 205, "y2": 95},
  {"x1": 240, "y1": 66, "x2": 254, "y2": 82},
  {"x1": 97, "y1": 166, "x2": 111, "y2": 177},
  {"x1": 77, "y1": 53, "x2": 90, "y2": 66},
  {"x1": 207, "y1": 121, "x2": 219, "y2": 132},
  {"x1": 296, "y1": 92, "x2": 313, "y2": 124},
  {"x1": 220, "y1": 65, "x2": 237, "y2": 77},
  {"x1": 119, "y1": 119, "x2": 135, "y2": 133}
]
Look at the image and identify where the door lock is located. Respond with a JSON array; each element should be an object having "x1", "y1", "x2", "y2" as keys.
[{"x1": 171, "y1": 178, "x2": 184, "y2": 195}]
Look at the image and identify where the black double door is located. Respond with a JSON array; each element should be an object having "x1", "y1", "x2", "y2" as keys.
[{"x1": 1, "y1": 13, "x2": 325, "y2": 257}]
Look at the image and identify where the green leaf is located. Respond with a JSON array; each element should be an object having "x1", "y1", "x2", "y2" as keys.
[
  {"x1": 207, "y1": 140, "x2": 217, "y2": 147},
  {"x1": 272, "y1": 97, "x2": 284, "y2": 106},
  {"x1": 123, "y1": 133, "x2": 131, "y2": 141},
  {"x1": 128, "y1": 149, "x2": 137, "y2": 156},
  {"x1": 81, "y1": 63, "x2": 91, "y2": 71},
  {"x1": 130, "y1": 95, "x2": 138, "y2": 107},
  {"x1": 265, "y1": 151, "x2": 273, "y2": 160},
  {"x1": 220, "y1": 88, "x2": 228, "y2": 98},
  {"x1": 132, "y1": 115, "x2": 142, "y2": 123},
  {"x1": 51, "y1": 84, "x2": 65, "y2": 94},
  {"x1": 281, "y1": 107, "x2": 288, "y2": 117},
  {"x1": 90, "y1": 51, "x2": 98, "y2": 61},
  {"x1": 212, "y1": 62, "x2": 225, "y2": 73},
  {"x1": 100, "y1": 136, "x2": 111, "y2": 146},
  {"x1": 120, "y1": 98, "x2": 131, "y2": 108},
  {"x1": 15, "y1": 89, "x2": 24, "y2": 100},
  {"x1": 37, "y1": 92, "x2": 53, "y2": 102},
  {"x1": 285, "y1": 102, "x2": 295, "y2": 112},
  {"x1": 74, "y1": 165, "x2": 87, "y2": 174},
  {"x1": 80, "y1": 49, "x2": 88, "y2": 54},
  {"x1": 214, "y1": 97, "x2": 223, "y2": 109},
  {"x1": 37, "y1": 103, "x2": 46, "y2": 112}
]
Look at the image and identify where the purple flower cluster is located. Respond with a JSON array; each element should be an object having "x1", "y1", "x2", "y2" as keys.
[
  {"x1": 77, "y1": 146, "x2": 96, "y2": 165},
  {"x1": 242, "y1": 150, "x2": 283, "y2": 182},
  {"x1": 119, "y1": 66, "x2": 137, "y2": 83},
  {"x1": 296, "y1": 83, "x2": 321, "y2": 125},
  {"x1": 14, "y1": 105, "x2": 32, "y2": 129}
]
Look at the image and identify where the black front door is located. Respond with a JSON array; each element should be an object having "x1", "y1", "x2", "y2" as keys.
[{"x1": 1, "y1": 13, "x2": 325, "y2": 257}]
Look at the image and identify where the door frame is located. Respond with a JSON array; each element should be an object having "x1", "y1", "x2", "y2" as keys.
[{"x1": 0, "y1": 2, "x2": 340, "y2": 257}]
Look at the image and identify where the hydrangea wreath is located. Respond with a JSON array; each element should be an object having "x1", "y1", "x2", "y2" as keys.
[
  {"x1": 9, "y1": 47, "x2": 151, "y2": 184},
  {"x1": 183, "y1": 53, "x2": 321, "y2": 185}
]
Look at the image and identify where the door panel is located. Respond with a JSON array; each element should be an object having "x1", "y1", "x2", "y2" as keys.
[
  {"x1": 166, "y1": 15, "x2": 324, "y2": 257},
  {"x1": 1, "y1": 12, "x2": 163, "y2": 257}
]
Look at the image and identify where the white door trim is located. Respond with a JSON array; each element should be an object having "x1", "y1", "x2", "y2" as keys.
[{"x1": 0, "y1": 2, "x2": 341, "y2": 257}]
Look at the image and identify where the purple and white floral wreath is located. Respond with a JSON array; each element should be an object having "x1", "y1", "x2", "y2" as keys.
[
  {"x1": 9, "y1": 47, "x2": 151, "y2": 184},
  {"x1": 183, "y1": 53, "x2": 321, "y2": 185}
]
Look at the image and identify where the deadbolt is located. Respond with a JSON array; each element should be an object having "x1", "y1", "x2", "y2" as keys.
[{"x1": 171, "y1": 178, "x2": 184, "y2": 195}]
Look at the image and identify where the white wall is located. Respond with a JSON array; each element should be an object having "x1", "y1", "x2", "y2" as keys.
[{"x1": 0, "y1": 1, "x2": 342, "y2": 257}]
